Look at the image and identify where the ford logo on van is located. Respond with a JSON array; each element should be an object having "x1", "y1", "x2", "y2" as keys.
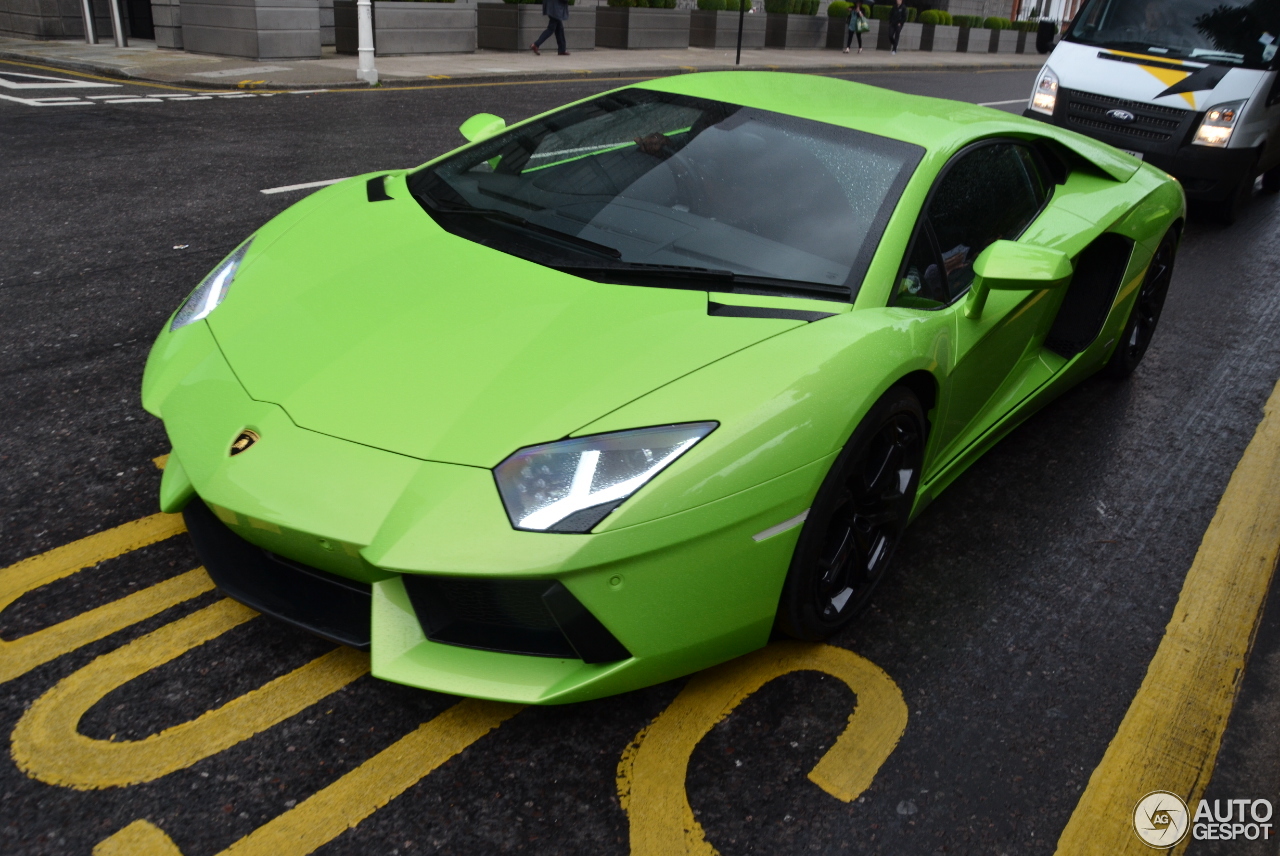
[{"x1": 1106, "y1": 109, "x2": 1137, "y2": 123}]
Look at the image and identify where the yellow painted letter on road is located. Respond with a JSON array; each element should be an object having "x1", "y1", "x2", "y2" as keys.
[
  {"x1": 11, "y1": 598, "x2": 369, "y2": 789},
  {"x1": 618, "y1": 642, "x2": 908, "y2": 856},
  {"x1": 93, "y1": 698, "x2": 523, "y2": 856},
  {"x1": 0, "y1": 513, "x2": 197, "y2": 685}
]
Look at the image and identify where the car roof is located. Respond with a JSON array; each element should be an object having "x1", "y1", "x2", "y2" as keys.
[{"x1": 636, "y1": 72, "x2": 1140, "y2": 182}]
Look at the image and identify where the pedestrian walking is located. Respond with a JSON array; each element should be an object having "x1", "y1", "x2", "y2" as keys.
[
  {"x1": 843, "y1": 1, "x2": 869, "y2": 53},
  {"x1": 888, "y1": 0, "x2": 907, "y2": 54},
  {"x1": 531, "y1": 0, "x2": 571, "y2": 56}
]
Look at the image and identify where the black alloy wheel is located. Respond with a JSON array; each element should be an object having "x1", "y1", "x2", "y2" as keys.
[
  {"x1": 778, "y1": 387, "x2": 926, "y2": 641},
  {"x1": 1102, "y1": 228, "x2": 1178, "y2": 379}
]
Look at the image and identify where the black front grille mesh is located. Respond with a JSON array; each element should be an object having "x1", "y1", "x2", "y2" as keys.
[{"x1": 435, "y1": 578, "x2": 561, "y2": 631}]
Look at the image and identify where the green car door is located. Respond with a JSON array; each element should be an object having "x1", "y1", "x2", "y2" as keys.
[{"x1": 894, "y1": 139, "x2": 1066, "y2": 470}]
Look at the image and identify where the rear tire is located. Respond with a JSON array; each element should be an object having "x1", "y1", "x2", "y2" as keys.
[
  {"x1": 777, "y1": 387, "x2": 926, "y2": 641},
  {"x1": 1102, "y1": 229, "x2": 1177, "y2": 379}
]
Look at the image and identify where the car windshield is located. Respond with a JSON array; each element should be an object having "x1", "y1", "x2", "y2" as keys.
[
  {"x1": 408, "y1": 89, "x2": 923, "y2": 302},
  {"x1": 1065, "y1": 0, "x2": 1279, "y2": 69}
]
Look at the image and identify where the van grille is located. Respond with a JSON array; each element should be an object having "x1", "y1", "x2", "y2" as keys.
[{"x1": 1060, "y1": 89, "x2": 1193, "y2": 146}]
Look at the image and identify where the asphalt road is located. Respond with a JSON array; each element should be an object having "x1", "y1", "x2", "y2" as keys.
[{"x1": 2, "y1": 64, "x2": 1280, "y2": 856}]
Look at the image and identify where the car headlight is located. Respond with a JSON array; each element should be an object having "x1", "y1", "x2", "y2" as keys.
[
  {"x1": 170, "y1": 239, "x2": 253, "y2": 331},
  {"x1": 1192, "y1": 100, "x2": 1245, "y2": 148},
  {"x1": 494, "y1": 423, "x2": 717, "y2": 533},
  {"x1": 1030, "y1": 66, "x2": 1058, "y2": 116}
]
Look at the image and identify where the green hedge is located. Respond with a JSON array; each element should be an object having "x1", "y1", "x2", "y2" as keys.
[
  {"x1": 827, "y1": 0, "x2": 849, "y2": 14},
  {"x1": 765, "y1": 0, "x2": 815, "y2": 12},
  {"x1": 919, "y1": 9, "x2": 953, "y2": 24},
  {"x1": 1012, "y1": 19, "x2": 1038, "y2": 30},
  {"x1": 871, "y1": 4, "x2": 888, "y2": 19},
  {"x1": 982, "y1": 15, "x2": 1010, "y2": 28},
  {"x1": 608, "y1": 0, "x2": 677, "y2": 6},
  {"x1": 951, "y1": 13, "x2": 981, "y2": 26},
  {"x1": 906, "y1": 6, "x2": 916, "y2": 21},
  {"x1": 697, "y1": 0, "x2": 724, "y2": 8},
  {"x1": 725, "y1": 0, "x2": 749, "y2": 10}
]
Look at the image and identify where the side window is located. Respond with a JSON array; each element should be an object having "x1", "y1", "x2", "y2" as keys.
[
  {"x1": 924, "y1": 143, "x2": 1048, "y2": 300},
  {"x1": 895, "y1": 231, "x2": 948, "y2": 309}
]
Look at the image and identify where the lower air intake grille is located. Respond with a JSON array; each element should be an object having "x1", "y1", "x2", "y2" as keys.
[{"x1": 401, "y1": 575, "x2": 631, "y2": 664}]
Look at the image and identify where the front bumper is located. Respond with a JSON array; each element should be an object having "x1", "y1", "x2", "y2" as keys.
[
  {"x1": 154, "y1": 322, "x2": 828, "y2": 703},
  {"x1": 1025, "y1": 89, "x2": 1257, "y2": 202}
]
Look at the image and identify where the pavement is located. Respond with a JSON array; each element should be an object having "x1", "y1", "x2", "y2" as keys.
[{"x1": 0, "y1": 33, "x2": 1045, "y2": 89}]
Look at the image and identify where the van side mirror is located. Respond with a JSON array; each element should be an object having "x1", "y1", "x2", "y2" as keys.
[
  {"x1": 964, "y1": 241, "x2": 1072, "y2": 319},
  {"x1": 459, "y1": 113, "x2": 506, "y2": 143}
]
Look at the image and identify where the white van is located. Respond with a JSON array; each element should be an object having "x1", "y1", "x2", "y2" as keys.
[{"x1": 1025, "y1": 0, "x2": 1280, "y2": 221}]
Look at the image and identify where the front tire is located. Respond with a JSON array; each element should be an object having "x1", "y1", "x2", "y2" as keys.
[
  {"x1": 1102, "y1": 228, "x2": 1178, "y2": 379},
  {"x1": 777, "y1": 387, "x2": 926, "y2": 641}
]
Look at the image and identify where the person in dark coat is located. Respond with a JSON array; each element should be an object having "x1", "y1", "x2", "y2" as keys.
[
  {"x1": 531, "y1": 0, "x2": 571, "y2": 56},
  {"x1": 888, "y1": 0, "x2": 907, "y2": 53}
]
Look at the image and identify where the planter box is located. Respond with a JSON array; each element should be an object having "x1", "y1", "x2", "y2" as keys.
[
  {"x1": 764, "y1": 13, "x2": 822, "y2": 48},
  {"x1": 477, "y1": 2, "x2": 595, "y2": 52},
  {"x1": 320, "y1": 0, "x2": 333, "y2": 44},
  {"x1": 151, "y1": 0, "x2": 182, "y2": 47},
  {"x1": 183, "y1": 0, "x2": 320, "y2": 59},
  {"x1": 918, "y1": 21, "x2": 959, "y2": 51},
  {"x1": 690, "y1": 9, "x2": 764, "y2": 48},
  {"x1": 985, "y1": 27, "x2": 1019, "y2": 52},
  {"x1": 875, "y1": 18, "x2": 919, "y2": 50},
  {"x1": 336, "y1": 0, "x2": 475, "y2": 55},
  {"x1": 595, "y1": 6, "x2": 688, "y2": 49},
  {"x1": 825, "y1": 16, "x2": 876, "y2": 48}
]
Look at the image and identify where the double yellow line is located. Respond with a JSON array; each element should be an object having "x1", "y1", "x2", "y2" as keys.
[{"x1": 1056, "y1": 378, "x2": 1280, "y2": 854}]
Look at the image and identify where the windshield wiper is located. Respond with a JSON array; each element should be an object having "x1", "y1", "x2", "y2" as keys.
[
  {"x1": 553, "y1": 260, "x2": 850, "y2": 301},
  {"x1": 425, "y1": 200, "x2": 622, "y2": 260}
]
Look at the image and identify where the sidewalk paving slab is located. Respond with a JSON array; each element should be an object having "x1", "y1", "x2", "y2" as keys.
[{"x1": 0, "y1": 34, "x2": 1045, "y2": 90}]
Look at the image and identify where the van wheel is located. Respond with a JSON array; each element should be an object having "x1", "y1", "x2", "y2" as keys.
[
  {"x1": 776, "y1": 387, "x2": 925, "y2": 641},
  {"x1": 1208, "y1": 171, "x2": 1255, "y2": 224},
  {"x1": 1262, "y1": 165, "x2": 1280, "y2": 194}
]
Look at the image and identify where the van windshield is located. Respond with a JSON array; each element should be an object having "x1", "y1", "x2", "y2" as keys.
[{"x1": 1065, "y1": 0, "x2": 1278, "y2": 69}]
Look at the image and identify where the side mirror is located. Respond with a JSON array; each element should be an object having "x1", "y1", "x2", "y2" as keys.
[
  {"x1": 459, "y1": 113, "x2": 506, "y2": 143},
  {"x1": 964, "y1": 240, "x2": 1072, "y2": 319}
]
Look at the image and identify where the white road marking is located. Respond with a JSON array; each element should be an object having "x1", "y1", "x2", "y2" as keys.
[
  {"x1": 289, "y1": 89, "x2": 330, "y2": 94},
  {"x1": 0, "y1": 71, "x2": 119, "y2": 90},
  {"x1": 190, "y1": 66, "x2": 292, "y2": 77},
  {"x1": 0, "y1": 93, "x2": 92, "y2": 106},
  {"x1": 260, "y1": 177, "x2": 350, "y2": 195},
  {"x1": 977, "y1": 98, "x2": 1028, "y2": 106}
]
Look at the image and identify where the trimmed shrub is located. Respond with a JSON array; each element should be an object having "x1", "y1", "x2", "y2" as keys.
[
  {"x1": 871, "y1": 3, "x2": 889, "y2": 19},
  {"x1": 827, "y1": 0, "x2": 850, "y2": 15},
  {"x1": 724, "y1": 0, "x2": 748, "y2": 10},
  {"x1": 906, "y1": 6, "x2": 916, "y2": 21},
  {"x1": 697, "y1": 0, "x2": 725, "y2": 8},
  {"x1": 952, "y1": 13, "x2": 981, "y2": 26},
  {"x1": 983, "y1": 15, "x2": 1010, "y2": 28},
  {"x1": 764, "y1": 0, "x2": 788, "y2": 11}
]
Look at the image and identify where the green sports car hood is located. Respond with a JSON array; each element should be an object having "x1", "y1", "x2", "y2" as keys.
[{"x1": 206, "y1": 175, "x2": 802, "y2": 468}]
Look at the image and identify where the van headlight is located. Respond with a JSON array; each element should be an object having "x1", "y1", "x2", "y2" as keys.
[
  {"x1": 1192, "y1": 100, "x2": 1245, "y2": 148},
  {"x1": 1030, "y1": 67, "x2": 1058, "y2": 116}
]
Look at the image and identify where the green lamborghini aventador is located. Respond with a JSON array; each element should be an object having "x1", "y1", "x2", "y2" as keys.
[{"x1": 142, "y1": 72, "x2": 1184, "y2": 703}]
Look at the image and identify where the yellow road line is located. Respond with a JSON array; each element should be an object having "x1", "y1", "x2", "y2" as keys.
[
  {"x1": 618, "y1": 641, "x2": 907, "y2": 856},
  {"x1": 93, "y1": 698, "x2": 523, "y2": 856},
  {"x1": 1054, "y1": 377, "x2": 1280, "y2": 855},
  {"x1": 11, "y1": 598, "x2": 370, "y2": 789},
  {"x1": 0, "y1": 568, "x2": 214, "y2": 685}
]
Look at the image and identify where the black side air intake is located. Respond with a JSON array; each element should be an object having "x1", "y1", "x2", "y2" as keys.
[{"x1": 1045, "y1": 233, "x2": 1135, "y2": 358}]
